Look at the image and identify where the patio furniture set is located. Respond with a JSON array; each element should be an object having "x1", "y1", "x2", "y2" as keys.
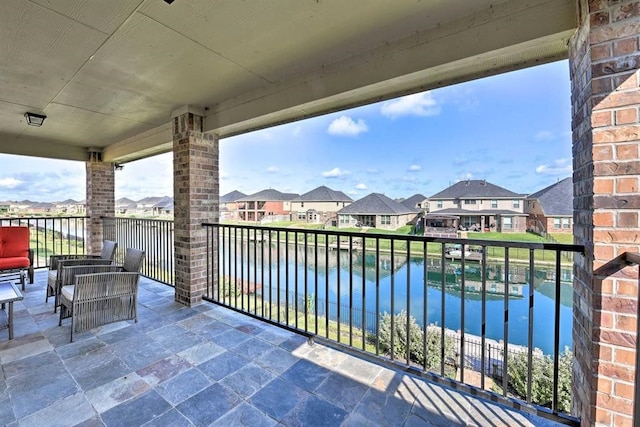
[{"x1": 0, "y1": 226, "x2": 145, "y2": 342}]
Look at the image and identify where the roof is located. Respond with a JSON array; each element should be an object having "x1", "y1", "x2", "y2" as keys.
[
  {"x1": 401, "y1": 194, "x2": 427, "y2": 209},
  {"x1": 152, "y1": 196, "x2": 174, "y2": 209},
  {"x1": 294, "y1": 186, "x2": 352, "y2": 202},
  {"x1": 337, "y1": 193, "x2": 420, "y2": 215},
  {"x1": 430, "y1": 180, "x2": 522, "y2": 199},
  {"x1": 238, "y1": 189, "x2": 299, "y2": 202},
  {"x1": 220, "y1": 190, "x2": 247, "y2": 203},
  {"x1": 527, "y1": 177, "x2": 572, "y2": 216}
]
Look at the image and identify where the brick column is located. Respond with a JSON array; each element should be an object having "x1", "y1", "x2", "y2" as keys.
[
  {"x1": 172, "y1": 106, "x2": 219, "y2": 306},
  {"x1": 569, "y1": 1, "x2": 640, "y2": 425},
  {"x1": 86, "y1": 157, "x2": 115, "y2": 255}
]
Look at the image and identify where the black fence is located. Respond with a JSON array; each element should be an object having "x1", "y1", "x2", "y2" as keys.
[{"x1": 203, "y1": 223, "x2": 583, "y2": 417}]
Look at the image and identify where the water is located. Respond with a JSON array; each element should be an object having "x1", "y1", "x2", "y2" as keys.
[{"x1": 222, "y1": 242, "x2": 573, "y2": 355}]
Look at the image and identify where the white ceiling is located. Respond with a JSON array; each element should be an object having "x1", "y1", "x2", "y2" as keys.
[{"x1": 0, "y1": 0, "x2": 577, "y2": 163}]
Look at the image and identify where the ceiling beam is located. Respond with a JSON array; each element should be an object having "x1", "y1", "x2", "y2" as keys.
[{"x1": 204, "y1": 0, "x2": 576, "y2": 138}]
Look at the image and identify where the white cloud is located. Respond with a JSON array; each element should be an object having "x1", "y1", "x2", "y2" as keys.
[
  {"x1": 407, "y1": 164, "x2": 421, "y2": 172},
  {"x1": 366, "y1": 168, "x2": 380, "y2": 174},
  {"x1": 534, "y1": 131, "x2": 554, "y2": 141},
  {"x1": 347, "y1": 190, "x2": 358, "y2": 195},
  {"x1": 0, "y1": 178, "x2": 22, "y2": 188},
  {"x1": 381, "y1": 92, "x2": 441, "y2": 118},
  {"x1": 536, "y1": 158, "x2": 572, "y2": 175},
  {"x1": 266, "y1": 166, "x2": 279, "y2": 173},
  {"x1": 402, "y1": 176, "x2": 416, "y2": 182},
  {"x1": 327, "y1": 115, "x2": 368, "y2": 136},
  {"x1": 356, "y1": 183, "x2": 367, "y2": 190},
  {"x1": 322, "y1": 167, "x2": 350, "y2": 178}
]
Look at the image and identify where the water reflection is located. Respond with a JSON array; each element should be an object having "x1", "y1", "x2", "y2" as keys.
[{"x1": 220, "y1": 239, "x2": 573, "y2": 355}]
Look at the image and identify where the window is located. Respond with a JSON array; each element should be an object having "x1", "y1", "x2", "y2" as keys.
[
  {"x1": 562, "y1": 218, "x2": 571, "y2": 229},
  {"x1": 297, "y1": 213, "x2": 306, "y2": 220},
  {"x1": 301, "y1": 202, "x2": 304, "y2": 208},
  {"x1": 464, "y1": 199, "x2": 476, "y2": 205},
  {"x1": 491, "y1": 200, "x2": 498, "y2": 208},
  {"x1": 503, "y1": 216, "x2": 513, "y2": 229},
  {"x1": 436, "y1": 201, "x2": 443, "y2": 208},
  {"x1": 339, "y1": 215, "x2": 348, "y2": 224},
  {"x1": 554, "y1": 218, "x2": 561, "y2": 228},
  {"x1": 381, "y1": 215, "x2": 391, "y2": 225},
  {"x1": 513, "y1": 200, "x2": 520, "y2": 208}
]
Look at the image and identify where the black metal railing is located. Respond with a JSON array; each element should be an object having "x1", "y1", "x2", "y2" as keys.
[
  {"x1": 0, "y1": 216, "x2": 88, "y2": 268},
  {"x1": 203, "y1": 223, "x2": 583, "y2": 422},
  {"x1": 102, "y1": 217, "x2": 174, "y2": 285}
]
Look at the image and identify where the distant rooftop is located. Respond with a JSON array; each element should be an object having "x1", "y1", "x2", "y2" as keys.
[
  {"x1": 430, "y1": 180, "x2": 522, "y2": 199},
  {"x1": 338, "y1": 193, "x2": 420, "y2": 215},
  {"x1": 527, "y1": 177, "x2": 572, "y2": 216},
  {"x1": 295, "y1": 186, "x2": 352, "y2": 202}
]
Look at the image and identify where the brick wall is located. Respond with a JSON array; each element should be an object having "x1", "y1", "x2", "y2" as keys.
[
  {"x1": 86, "y1": 160, "x2": 115, "y2": 255},
  {"x1": 569, "y1": 0, "x2": 640, "y2": 425},
  {"x1": 173, "y1": 111, "x2": 219, "y2": 306}
]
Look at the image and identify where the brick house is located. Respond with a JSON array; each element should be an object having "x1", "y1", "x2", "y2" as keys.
[
  {"x1": 236, "y1": 189, "x2": 298, "y2": 223},
  {"x1": 428, "y1": 179, "x2": 527, "y2": 232},
  {"x1": 290, "y1": 186, "x2": 352, "y2": 225},
  {"x1": 525, "y1": 177, "x2": 573, "y2": 234},
  {"x1": 220, "y1": 190, "x2": 246, "y2": 221},
  {"x1": 337, "y1": 193, "x2": 420, "y2": 230}
]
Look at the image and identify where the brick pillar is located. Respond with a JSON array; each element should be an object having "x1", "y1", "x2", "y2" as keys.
[
  {"x1": 172, "y1": 107, "x2": 219, "y2": 306},
  {"x1": 569, "y1": 1, "x2": 640, "y2": 425},
  {"x1": 86, "y1": 157, "x2": 115, "y2": 254}
]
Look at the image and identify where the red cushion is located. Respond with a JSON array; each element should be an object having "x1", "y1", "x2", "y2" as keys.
[
  {"x1": 0, "y1": 227, "x2": 30, "y2": 258},
  {"x1": 0, "y1": 257, "x2": 30, "y2": 269}
]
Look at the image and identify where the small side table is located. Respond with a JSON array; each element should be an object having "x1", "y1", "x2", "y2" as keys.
[{"x1": 0, "y1": 281, "x2": 24, "y2": 339}]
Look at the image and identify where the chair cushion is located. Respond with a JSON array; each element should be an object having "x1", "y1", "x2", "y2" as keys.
[
  {"x1": 61, "y1": 285, "x2": 75, "y2": 300},
  {"x1": 0, "y1": 227, "x2": 30, "y2": 258},
  {"x1": 0, "y1": 256, "x2": 30, "y2": 269},
  {"x1": 48, "y1": 270, "x2": 57, "y2": 281}
]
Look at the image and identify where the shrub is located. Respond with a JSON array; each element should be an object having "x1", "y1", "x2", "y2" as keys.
[
  {"x1": 377, "y1": 310, "x2": 456, "y2": 375},
  {"x1": 506, "y1": 346, "x2": 572, "y2": 413}
]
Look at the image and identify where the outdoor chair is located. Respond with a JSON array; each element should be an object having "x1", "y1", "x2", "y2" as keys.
[
  {"x1": 0, "y1": 226, "x2": 34, "y2": 291},
  {"x1": 58, "y1": 248, "x2": 145, "y2": 342},
  {"x1": 46, "y1": 240, "x2": 117, "y2": 311}
]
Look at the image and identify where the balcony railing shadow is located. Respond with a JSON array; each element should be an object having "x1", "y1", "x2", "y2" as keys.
[{"x1": 0, "y1": 269, "x2": 564, "y2": 425}]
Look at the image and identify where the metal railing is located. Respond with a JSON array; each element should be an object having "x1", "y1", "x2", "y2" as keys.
[
  {"x1": 203, "y1": 223, "x2": 583, "y2": 422},
  {"x1": 0, "y1": 216, "x2": 88, "y2": 268},
  {"x1": 102, "y1": 217, "x2": 174, "y2": 285}
]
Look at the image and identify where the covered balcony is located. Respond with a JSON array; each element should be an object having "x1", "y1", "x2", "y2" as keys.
[{"x1": 1, "y1": 1, "x2": 638, "y2": 426}]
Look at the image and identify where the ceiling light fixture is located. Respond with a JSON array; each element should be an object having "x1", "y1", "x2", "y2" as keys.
[{"x1": 24, "y1": 112, "x2": 46, "y2": 127}]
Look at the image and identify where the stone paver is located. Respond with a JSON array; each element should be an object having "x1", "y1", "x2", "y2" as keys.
[{"x1": 0, "y1": 270, "x2": 569, "y2": 426}]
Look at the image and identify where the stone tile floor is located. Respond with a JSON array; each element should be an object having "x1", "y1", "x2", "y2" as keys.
[{"x1": 0, "y1": 270, "x2": 567, "y2": 426}]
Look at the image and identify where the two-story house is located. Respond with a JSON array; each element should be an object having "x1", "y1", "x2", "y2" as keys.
[
  {"x1": 220, "y1": 190, "x2": 246, "y2": 221},
  {"x1": 236, "y1": 189, "x2": 299, "y2": 223},
  {"x1": 525, "y1": 177, "x2": 573, "y2": 234},
  {"x1": 290, "y1": 186, "x2": 352, "y2": 225},
  {"x1": 428, "y1": 179, "x2": 527, "y2": 233}
]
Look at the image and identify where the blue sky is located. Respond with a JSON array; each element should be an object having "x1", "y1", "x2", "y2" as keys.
[{"x1": 0, "y1": 60, "x2": 572, "y2": 202}]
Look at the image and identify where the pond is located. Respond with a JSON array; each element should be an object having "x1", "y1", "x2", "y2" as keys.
[{"x1": 223, "y1": 243, "x2": 573, "y2": 355}]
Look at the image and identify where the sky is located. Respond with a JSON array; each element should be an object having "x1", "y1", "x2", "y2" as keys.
[{"x1": 0, "y1": 60, "x2": 572, "y2": 202}]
